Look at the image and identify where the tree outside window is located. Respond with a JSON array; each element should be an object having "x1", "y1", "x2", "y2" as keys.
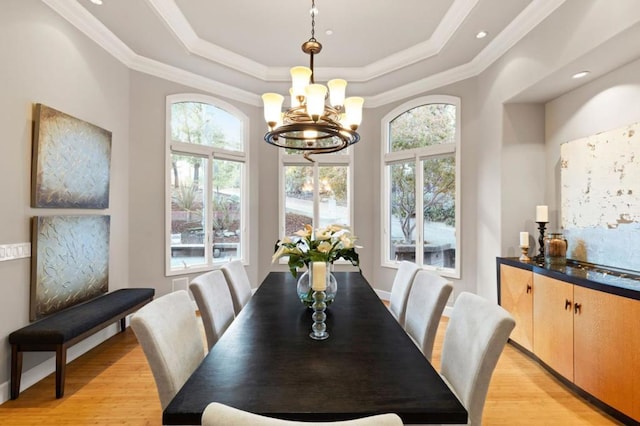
[
  {"x1": 383, "y1": 98, "x2": 460, "y2": 277},
  {"x1": 166, "y1": 96, "x2": 247, "y2": 275},
  {"x1": 281, "y1": 151, "x2": 352, "y2": 243}
]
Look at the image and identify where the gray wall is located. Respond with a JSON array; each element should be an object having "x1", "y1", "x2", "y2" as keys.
[
  {"x1": 2, "y1": 0, "x2": 640, "y2": 401},
  {"x1": 127, "y1": 72, "x2": 265, "y2": 296},
  {"x1": 546, "y1": 56, "x2": 640, "y2": 220},
  {"x1": 0, "y1": 1, "x2": 130, "y2": 390},
  {"x1": 473, "y1": 0, "x2": 640, "y2": 300}
]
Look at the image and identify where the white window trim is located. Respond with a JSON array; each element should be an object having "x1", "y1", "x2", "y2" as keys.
[
  {"x1": 278, "y1": 149, "x2": 355, "y2": 264},
  {"x1": 165, "y1": 93, "x2": 250, "y2": 276},
  {"x1": 380, "y1": 95, "x2": 461, "y2": 279}
]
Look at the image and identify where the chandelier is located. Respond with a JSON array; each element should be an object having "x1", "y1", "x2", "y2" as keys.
[{"x1": 261, "y1": 0, "x2": 364, "y2": 162}]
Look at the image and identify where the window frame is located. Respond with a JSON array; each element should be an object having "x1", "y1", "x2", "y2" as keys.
[
  {"x1": 165, "y1": 93, "x2": 250, "y2": 276},
  {"x1": 278, "y1": 149, "x2": 354, "y2": 263},
  {"x1": 381, "y1": 95, "x2": 461, "y2": 278}
]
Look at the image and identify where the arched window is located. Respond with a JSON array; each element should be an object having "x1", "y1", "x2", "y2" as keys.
[
  {"x1": 166, "y1": 94, "x2": 249, "y2": 275},
  {"x1": 382, "y1": 96, "x2": 460, "y2": 278}
]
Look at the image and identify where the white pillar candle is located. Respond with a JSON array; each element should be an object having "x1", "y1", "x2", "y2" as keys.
[
  {"x1": 519, "y1": 232, "x2": 529, "y2": 247},
  {"x1": 536, "y1": 205, "x2": 548, "y2": 222},
  {"x1": 312, "y1": 262, "x2": 327, "y2": 291}
]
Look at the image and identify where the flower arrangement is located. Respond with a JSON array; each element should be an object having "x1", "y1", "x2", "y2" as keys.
[{"x1": 272, "y1": 224, "x2": 360, "y2": 277}]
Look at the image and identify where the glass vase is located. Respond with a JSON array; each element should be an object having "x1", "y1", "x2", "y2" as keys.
[
  {"x1": 296, "y1": 262, "x2": 337, "y2": 308},
  {"x1": 544, "y1": 232, "x2": 568, "y2": 266}
]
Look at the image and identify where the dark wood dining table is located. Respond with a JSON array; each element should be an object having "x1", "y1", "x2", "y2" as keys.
[{"x1": 162, "y1": 272, "x2": 467, "y2": 425}]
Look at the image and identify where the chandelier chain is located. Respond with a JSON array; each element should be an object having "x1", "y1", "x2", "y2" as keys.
[{"x1": 310, "y1": 0, "x2": 316, "y2": 40}]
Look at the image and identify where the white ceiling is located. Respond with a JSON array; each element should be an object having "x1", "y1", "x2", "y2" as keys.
[{"x1": 43, "y1": 0, "x2": 640, "y2": 107}]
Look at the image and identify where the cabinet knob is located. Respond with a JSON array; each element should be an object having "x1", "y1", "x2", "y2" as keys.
[
  {"x1": 574, "y1": 302, "x2": 582, "y2": 314},
  {"x1": 564, "y1": 299, "x2": 572, "y2": 310},
  {"x1": 526, "y1": 284, "x2": 532, "y2": 294}
]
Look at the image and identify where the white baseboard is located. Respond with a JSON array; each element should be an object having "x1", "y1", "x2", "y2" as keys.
[{"x1": 0, "y1": 320, "x2": 126, "y2": 404}]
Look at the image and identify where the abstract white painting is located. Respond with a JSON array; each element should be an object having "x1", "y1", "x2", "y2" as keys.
[{"x1": 561, "y1": 122, "x2": 639, "y2": 272}]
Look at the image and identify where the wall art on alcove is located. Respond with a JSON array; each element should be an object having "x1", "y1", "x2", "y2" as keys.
[{"x1": 561, "y1": 121, "x2": 640, "y2": 272}]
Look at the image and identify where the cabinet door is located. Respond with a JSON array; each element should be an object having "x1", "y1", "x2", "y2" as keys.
[
  {"x1": 533, "y1": 274, "x2": 574, "y2": 380},
  {"x1": 574, "y1": 286, "x2": 640, "y2": 421},
  {"x1": 500, "y1": 265, "x2": 533, "y2": 351}
]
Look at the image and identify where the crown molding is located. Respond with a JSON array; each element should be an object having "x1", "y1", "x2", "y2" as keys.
[
  {"x1": 366, "y1": 0, "x2": 567, "y2": 107},
  {"x1": 146, "y1": 0, "x2": 479, "y2": 83},
  {"x1": 43, "y1": 0, "x2": 566, "y2": 108},
  {"x1": 130, "y1": 56, "x2": 261, "y2": 106},
  {"x1": 471, "y1": 0, "x2": 567, "y2": 73},
  {"x1": 42, "y1": 0, "x2": 137, "y2": 67},
  {"x1": 146, "y1": 0, "x2": 270, "y2": 80}
]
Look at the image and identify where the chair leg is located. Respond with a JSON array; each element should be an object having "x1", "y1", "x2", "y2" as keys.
[
  {"x1": 10, "y1": 344, "x2": 22, "y2": 400},
  {"x1": 55, "y1": 345, "x2": 67, "y2": 398}
]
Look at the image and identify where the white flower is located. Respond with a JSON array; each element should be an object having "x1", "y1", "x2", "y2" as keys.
[
  {"x1": 339, "y1": 234, "x2": 355, "y2": 249},
  {"x1": 271, "y1": 245, "x2": 287, "y2": 263},
  {"x1": 317, "y1": 241, "x2": 332, "y2": 253},
  {"x1": 294, "y1": 224, "x2": 313, "y2": 238},
  {"x1": 315, "y1": 228, "x2": 332, "y2": 240}
]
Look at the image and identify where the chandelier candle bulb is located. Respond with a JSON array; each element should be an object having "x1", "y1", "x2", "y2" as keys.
[
  {"x1": 344, "y1": 97, "x2": 364, "y2": 129},
  {"x1": 262, "y1": 93, "x2": 284, "y2": 128},
  {"x1": 312, "y1": 262, "x2": 327, "y2": 291},
  {"x1": 291, "y1": 66, "x2": 312, "y2": 99},
  {"x1": 519, "y1": 232, "x2": 529, "y2": 247},
  {"x1": 328, "y1": 79, "x2": 347, "y2": 107},
  {"x1": 536, "y1": 205, "x2": 548, "y2": 223},
  {"x1": 305, "y1": 84, "x2": 328, "y2": 120}
]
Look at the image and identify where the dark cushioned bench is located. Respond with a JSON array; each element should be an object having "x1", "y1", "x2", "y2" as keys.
[{"x1": 9, "y1": 288, "x2": 154, "y2": 399}]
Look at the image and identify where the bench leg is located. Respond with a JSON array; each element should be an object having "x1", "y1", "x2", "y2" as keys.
[
  {"x1": 55, "y1": 345, "x2": 67, "y2": 398},
  {"x1": 120, "y1": 317, "x2": 126, "y2": 332},
  {"x1": 11, "y1": 344, "x2": 22, "y2": 400}
]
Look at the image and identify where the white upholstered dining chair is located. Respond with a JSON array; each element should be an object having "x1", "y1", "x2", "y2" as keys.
[
  {"x1": 201, "y1": 402, "x2": 403, "y2": 426},
  {"x1": 130, "y1": 290, "x2": 205, "y2": 409},
  {"x1": 190, "y1": 270, "x2": 235, "y2": 351},
  {"x1": 220, "y1": 260, "x2": 253, "y2": 314},
  {"x1": 440, "y1": 292, "x2": 515, "y2": 425},
  {"x1": 388, "y1": 261, "x2": 420, "y2": 327},
  {"x1": 404, "y1": 269, "x2": 453, "y2": 361}
]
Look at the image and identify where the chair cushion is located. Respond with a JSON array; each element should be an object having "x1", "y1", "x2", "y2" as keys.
[{"x1": 9, "y1": 288, "x2": 155, "y2": 345}]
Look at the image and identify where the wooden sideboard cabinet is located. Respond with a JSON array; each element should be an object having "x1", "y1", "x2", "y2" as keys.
[
  {"x1": 573, "y1": 285, "x2": 640, "y2": 421},
  {"x1": 499, "y1": 264, "x2": 533, "y2": 351},
  {"x1": 533, "y1": 274, "x2": 574, "y2": 381},
  {"x1": 497, "y1": 258, "x2": 640, "y2": 424}
]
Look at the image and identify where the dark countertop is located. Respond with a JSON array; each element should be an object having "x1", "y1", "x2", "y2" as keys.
[{"x1": 497, "y1": 257, "x2": 640, "y2": 301}]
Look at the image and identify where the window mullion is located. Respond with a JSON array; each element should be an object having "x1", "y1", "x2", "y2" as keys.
[
  {"x1": 205, "y1": 153, "x2": 214, "y2": 267},
  {"x1": 313, "y1": 163, "x2": 320, "y2": 228},
  {"x1": 415, "y1": 155, "x2": 424, "y2": 265}
]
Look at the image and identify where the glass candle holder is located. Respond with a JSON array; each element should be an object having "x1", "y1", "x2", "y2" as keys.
[{"x1": 544, "y1": 232, "x2": 568, "y2": 266}]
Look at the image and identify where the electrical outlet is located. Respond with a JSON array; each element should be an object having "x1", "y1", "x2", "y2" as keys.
[{"x1": 172, "y1": 277, "x2": 189, "y2": 292}]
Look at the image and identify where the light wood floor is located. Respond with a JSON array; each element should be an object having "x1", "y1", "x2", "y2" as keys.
[{"x1": 0, "y1": 318, "x2": 622, "y2": 425}]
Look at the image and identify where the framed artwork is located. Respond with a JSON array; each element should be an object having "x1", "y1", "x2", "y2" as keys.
[
  {"x1": 31, "y1": 103, "x2": 112, "y2": 208},
  {"x1": 30, "y1": 215, "x2": 110, "y2": 321}
]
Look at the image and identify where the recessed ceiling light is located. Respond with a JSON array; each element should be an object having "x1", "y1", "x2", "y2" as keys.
[
  {"x1": 90, "y1": 0, "x2": 103, "y2": 4},
  {"x1": 572, "y1": 71, "x2": 590, "y2": 79},
  {"x1": 325, "y1": 29, "x2": 333, "y2": 36},
  {"x1": 476, "y1": 31, "x2": 488, "y2": 39}
]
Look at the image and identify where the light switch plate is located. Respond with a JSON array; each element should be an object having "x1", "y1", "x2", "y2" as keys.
[{"x1": 0, "y1": 243, "x2": 32, "y2": 262}]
